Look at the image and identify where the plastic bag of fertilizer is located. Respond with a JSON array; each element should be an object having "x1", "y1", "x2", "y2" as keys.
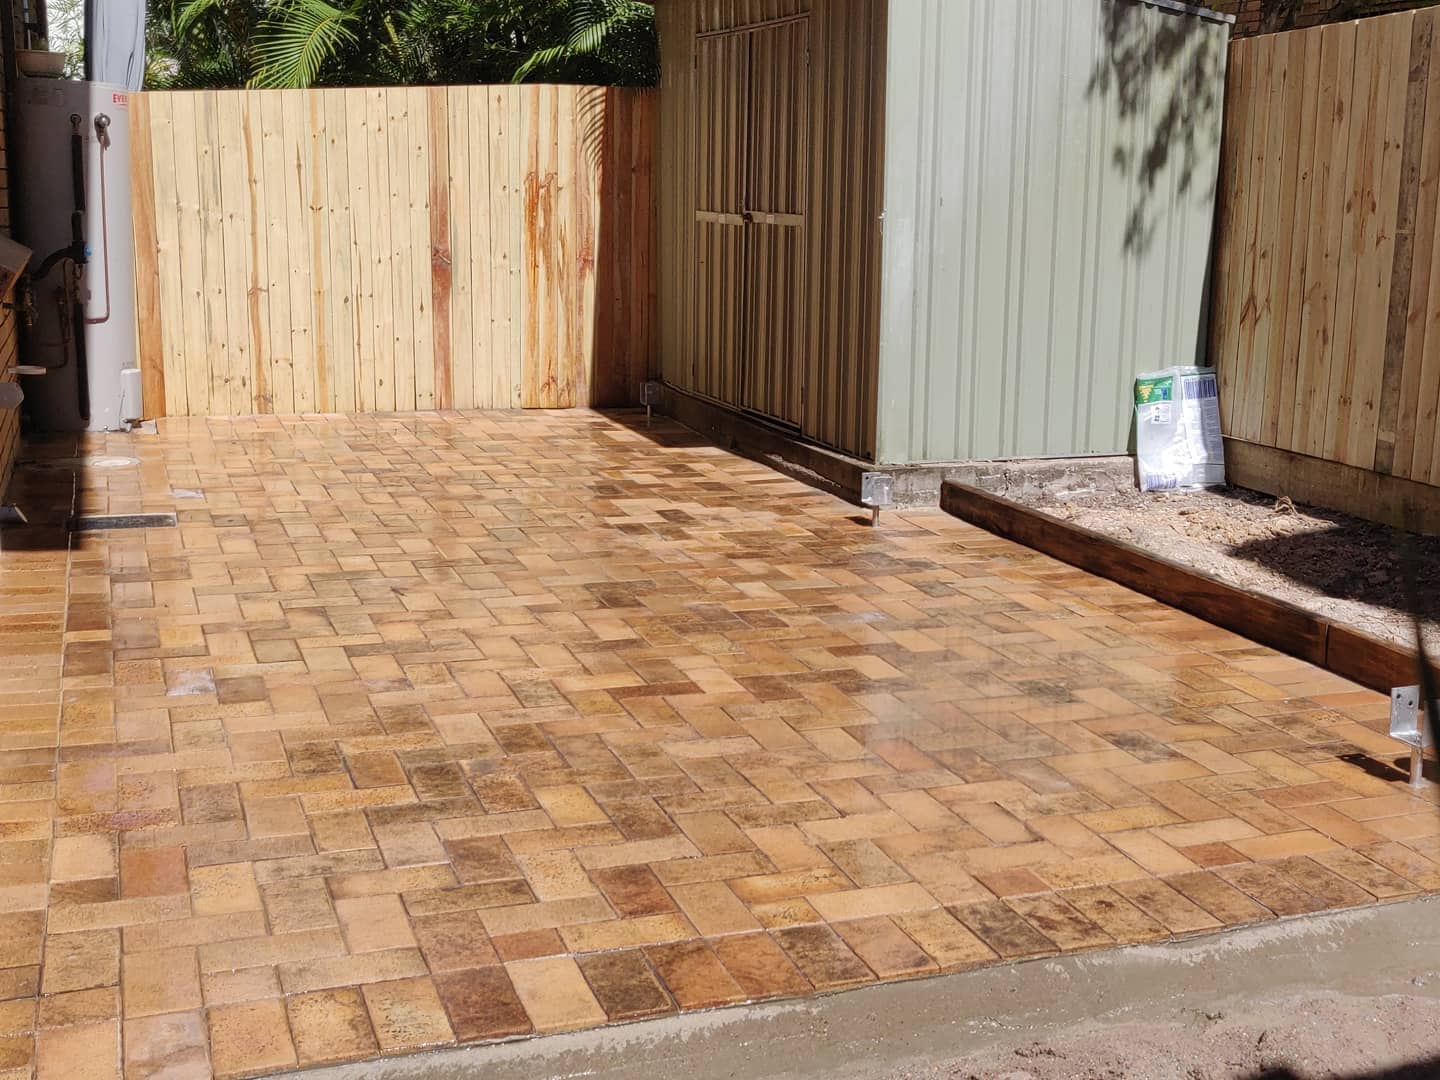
[{"x1": 1134, "y1": 366, "x2": 1226, "y2": 492}]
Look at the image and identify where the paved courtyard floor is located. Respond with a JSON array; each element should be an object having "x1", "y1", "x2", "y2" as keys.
[{"x1": 1, "y1": 409, "x2": 1436, "y2": 1079}]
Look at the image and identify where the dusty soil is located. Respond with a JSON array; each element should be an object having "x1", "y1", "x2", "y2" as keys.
[
  {"x1": 1008, "y1": 481, "x2": 1440, "y2": 649},
  {"x1": 891, "y1": 990, "x2": 1440, "y2": 1080}
]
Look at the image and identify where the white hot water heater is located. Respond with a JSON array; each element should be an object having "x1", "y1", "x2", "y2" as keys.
[{"x1": 13, "y1": 75, "x2": 140, "y2": 432}]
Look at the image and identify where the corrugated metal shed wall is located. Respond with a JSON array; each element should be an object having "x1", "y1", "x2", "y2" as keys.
[
  {"x1": 876, "y1": 0, "x2": 1230, "y2": 464},
  {"x1": 657, "y1": 0, "x2": 887, "y2": 460}
]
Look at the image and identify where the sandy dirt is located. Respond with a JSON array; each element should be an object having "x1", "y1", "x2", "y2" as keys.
[
  {"x1": 1009, "y1": 483, "x2": 1440, "y2": 650},
  {"x1": 891, "y1": 990, "x2": 1440, "y2": 1080}
]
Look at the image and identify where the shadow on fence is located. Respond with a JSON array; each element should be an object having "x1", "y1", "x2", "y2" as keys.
[{"x1": 1090, "y1": 0, "x2": 1226, "y2": 255}]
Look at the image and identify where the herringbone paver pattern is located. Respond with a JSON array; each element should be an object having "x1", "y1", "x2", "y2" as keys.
[{"x1": 0, "y1": 409, "x2": 1435, "y2": 1078}]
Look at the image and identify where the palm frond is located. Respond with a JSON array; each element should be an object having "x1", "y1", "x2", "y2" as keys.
[
  {"x1": 514, "y1": 0, "x2": 653, "y2": 83},
  {"x1": 567, "y1": 0, "x2": 617, "y2": 54},
  {"x1": 174, "y1": 0, "x2": 227, "y2": 36},
  {"x1": 512, "y1": 41, "x2": 570, "y2": 82},
  {"x1": 250, "y1": 0, "x2": 357, "y2": 89}
]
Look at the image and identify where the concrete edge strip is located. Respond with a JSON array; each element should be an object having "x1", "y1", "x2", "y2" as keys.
[{"x1": 291, "y1": 896, "x2": 1440, "y2": 1080}]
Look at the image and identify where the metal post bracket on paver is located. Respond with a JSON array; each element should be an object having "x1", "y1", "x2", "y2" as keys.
[
  {"x1": 1391, "y1": 686, "x2": 1439, "y2": 788},
  {"x1": 861, "y1": 472, "x2": 893, "y2": 528},
  {"x1": 642, "y1": 380, "x2": 662, "y2": 429}
]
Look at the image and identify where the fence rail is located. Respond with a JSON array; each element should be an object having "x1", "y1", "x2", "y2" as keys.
[
  {"x1": 132, "y1": 84, "x2": 655, "y2": 418},
  {"x1": 1213, "y1": 8, "x2": 1440, "y2": 490}
]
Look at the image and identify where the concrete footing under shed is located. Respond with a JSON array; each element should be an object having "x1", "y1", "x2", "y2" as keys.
[{"x1": 661, "y1": 387, "x2": 1138, "y2": 508}]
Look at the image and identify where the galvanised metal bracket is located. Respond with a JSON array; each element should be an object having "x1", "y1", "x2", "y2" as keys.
[
  {"x1": 1391, "y1": 685, "x2": 1439, "y2": 788},
  {"x1": 861, "y1": 472, "x2": 894, "y2": 528},
  {"x1": 641, "y1": 380, "x2": 662, "y2": 429}
]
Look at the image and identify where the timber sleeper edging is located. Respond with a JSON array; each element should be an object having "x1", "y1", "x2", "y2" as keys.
[{"x1": 939, "y1": 480, "x2": 1438, "y2": 697}]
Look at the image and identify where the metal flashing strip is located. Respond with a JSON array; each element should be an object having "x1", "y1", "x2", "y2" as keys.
[
  {"x1": 70, "y1": 513, "x2": 178, "y2": 532},
  {"x1": 1140, "y1": 0, "x2": 1237, "y2": 25},
  {"x1": 695, "y1": 11, "x2": 810, "y2": 39}
]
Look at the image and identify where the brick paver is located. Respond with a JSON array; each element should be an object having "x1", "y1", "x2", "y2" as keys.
[{"x1": 1, "y1": 409, "x2": 1435, "y2": 1078}]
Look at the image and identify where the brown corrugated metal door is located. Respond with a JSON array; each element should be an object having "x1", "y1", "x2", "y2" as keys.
[
  {"x1": 693, "y1": 16, "x2": 809, "y2": 430},
  {"x1": 693, "y1": 32, "x2": 748, "y2": 410},
  {"x1": 744, "y1": 20, "x2": 808, "y2": 427},
  {"x1": 660, "y1": 0, "x2": 884, "y2": 460}
]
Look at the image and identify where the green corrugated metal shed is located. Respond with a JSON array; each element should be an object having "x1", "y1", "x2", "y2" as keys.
[{"x1": 656, "y1": 0, "x2": 1233, "y2": 467}]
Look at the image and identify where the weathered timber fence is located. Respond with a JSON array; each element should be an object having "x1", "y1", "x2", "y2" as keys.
[
  {"x1": 131, "y1": 85, "x2": 655, "y2": 418},
  {"x1": 1212, "y1": 9, "x2": 1440, "y2": 526}
]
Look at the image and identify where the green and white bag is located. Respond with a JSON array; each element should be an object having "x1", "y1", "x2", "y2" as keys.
[{"x1": 1134, "y1": 366, "x2": 1225, "y2": 492}]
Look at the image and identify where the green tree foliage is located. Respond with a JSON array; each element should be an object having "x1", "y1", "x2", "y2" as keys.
[
  {"x1": 43, "y1": 0, "x2": 87, "y2": 77},
  {"x1": 145, "y1": 0, "x2": 657, "y2": 90}
]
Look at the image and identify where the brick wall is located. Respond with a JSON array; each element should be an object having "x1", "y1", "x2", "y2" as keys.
[{"x1": 1208, "y1": 0, "x2": 1440, "y2": 37}]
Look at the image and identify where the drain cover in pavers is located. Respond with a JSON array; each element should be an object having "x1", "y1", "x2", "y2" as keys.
[{"x1": 69, "y1": 512, "x2": 178, "y2": 531}]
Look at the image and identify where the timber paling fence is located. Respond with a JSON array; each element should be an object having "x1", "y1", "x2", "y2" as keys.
[
  {"x1": 132, "y1": 84, "x2": 656, "y2": 419},
  {"x1": 1213, "y1": 8, "x2": 1440, "y2": 493}
]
